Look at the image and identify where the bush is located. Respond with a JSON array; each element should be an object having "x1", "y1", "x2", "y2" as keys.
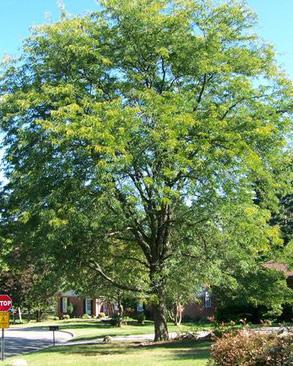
[
  {"x1": 210, "y1": 330, "x2": 293, "y2": 366},
  {"x1": 212, "y1": 320, "x2": 245, "y2": 338},
  {"x1": 215, "y1": 304, "x2": 268, "y2": 323},
  {"x1": 98, "y1": 312, "x2": 106, "y2": 318},
  {"x1": 67, "y1": 303, "x2": 74, "y2": 317},
  {"x1": 181, "y1": 314, "x2": 194, "y2": 323},
  {"x1": 82, "y1": 313, "x2": 91, "y2": 319},
  {"x1": 110, "y1": 313, "x2": 123, "y2": 326},
  {"x1": 124, "y1": 307, "x2": 135, "y2": 318},
  {"x1": 135, "y1": 312, "x2": 146, "y2": 325},
  {"x1": 62, "y1": 314, "x2": 70, "y2": 320},
  {"x1": 40, "y1": 313, "x2": 49, "y2": 321}
]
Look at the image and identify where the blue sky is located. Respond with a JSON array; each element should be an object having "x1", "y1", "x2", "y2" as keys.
[{"x1": 0, "y1": 0, "x2": 292, "y2": 77}]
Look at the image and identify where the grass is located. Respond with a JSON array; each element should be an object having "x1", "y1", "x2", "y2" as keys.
[
  {"x1": 11, "y1": 318, "x2": 212, "y2": 341},
  {"x1": 6, "y1": 319, "x2": 212, "y2": 365},
  {"x1": 4, "y1": 340, "x2": 211, "y2": 366}
]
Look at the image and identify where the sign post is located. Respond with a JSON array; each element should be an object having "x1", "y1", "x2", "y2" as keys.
[
  {"x1": 49, "y1": 326, "x2": 59, "y2": 346},
  {"x1": 0, "y1": 295, "x2": 12, "y2": 362},
  {"x1": 1, "y1": 328, "x2": 4, "y2": 362}
]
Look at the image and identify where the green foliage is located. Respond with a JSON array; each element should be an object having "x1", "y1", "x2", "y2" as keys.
[
  {"x1": 67, "y1": 303, "x2": 74, "y2": 317},
  {"x1": 211, "y1": 331, "x2": 293, "y2": 366},
  {"x1": 110, "y1": 313, "x2": 124, "y2": 326},
  {"x1": 135, "y1": 312, "x2": 146, "y2": 325},
  {"x1": 282, "y1": 241, "x2": 293, "y2": 268},
  {"x1": 213, "y1": 267, "x2": 293, "y2": 321},
  {"x1": 82, "y1": 314, "x2": 91, "y2": 319},
  {"x1": 212, "y1": 321, "x2": 245, "y2": 338}
]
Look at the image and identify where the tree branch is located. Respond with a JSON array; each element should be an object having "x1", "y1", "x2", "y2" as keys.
[{"x1": 88, "y1": 260, "x2": 145, "y2": 293}]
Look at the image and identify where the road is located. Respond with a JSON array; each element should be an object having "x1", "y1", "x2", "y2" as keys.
[{"x1": 3, "y1": 327, "x2": 73, "y2": 357}]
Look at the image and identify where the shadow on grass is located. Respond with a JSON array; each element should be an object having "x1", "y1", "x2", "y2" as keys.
[
  {"x1": 59, "y1": 319, "x2": 154, "y2": 330},
  {"x1": 34, "y1": 343, "x2": 134, "y2": 358},
  {"x1": 167, "y1": 341, "x2": 210, "y2": 362},
  {"x1": 39, "y1": 340, "x2": 211, "y2": 362},
  {"x1": 142, "y1": 340, "x2": 211, "y2": 361},
  {"x1": 73, "y1": 332, "x2": 140, "y2": 342},
  {"x1": 142, "y1": 340, "x2": 211, "y2": 350}
]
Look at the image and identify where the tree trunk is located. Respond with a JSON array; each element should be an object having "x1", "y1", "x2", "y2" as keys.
[
  {"x1": 18, "y1": 307, "x2": 22, "y2": 323},
  {"x1": 153, "y1": 299, "x2": 169, "y2": 341},
  {"x1": 117, "y1": 300, "x2": 124, "y2": 327},
  {"x1": 175, "y1": 302, "x2": 183, "y2": 326},
  {"x1": 36, "y1": 309, "x2": 41, "y2": 322},
  {"x1": 149, "y1": 259, "x2": 170, "y2": 341},
  {"x1": 148, "y1": 204, "x2": 172, "y2": 342},
  {"x1": 151, "y1": 283, "x2": 169, "y2": 342}
]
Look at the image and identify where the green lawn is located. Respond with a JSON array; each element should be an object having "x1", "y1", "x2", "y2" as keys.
[
  {"x1": 65, "y1": 319, "x2": 212, "y2": 341},
  {"x1": 11, "y1": 319, "x2": 212, "y2": 341},
  {"x1": 6, "y1": 319, "x2": 212, "y2": 365},
  {"x1": 4, "y1": 340, "x2": 211, "y2": 366}
]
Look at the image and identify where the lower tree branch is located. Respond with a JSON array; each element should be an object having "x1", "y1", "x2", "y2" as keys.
[{"x1": 88, "y1": 260, "x2": 146, "y2": 293}]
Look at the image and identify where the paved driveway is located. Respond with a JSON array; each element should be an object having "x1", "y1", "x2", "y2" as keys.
[{"x1": 3, "y1": 327, "x2": 73, "y2": 357}]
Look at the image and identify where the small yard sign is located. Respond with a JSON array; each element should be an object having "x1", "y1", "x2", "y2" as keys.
[
  {"x1": 49, "y1": 326, "x2": 59, "y2": 331},
  {"x1": 0, "y1": 295, "x2": 12, "y2": 361},
  {"x1": 0, "y1": 313, "x2": 9, "y2": 329},
  {"x1": 49, "y1": 325, "x2": 60, "y2": 346}
]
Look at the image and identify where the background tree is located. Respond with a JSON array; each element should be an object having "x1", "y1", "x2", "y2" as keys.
[
  {"x1": 213, "y1": 266, "x2": 293, "y2": 323},
  {"x1": 0, "y1": 0, "x2": 292, "y2": 340}
]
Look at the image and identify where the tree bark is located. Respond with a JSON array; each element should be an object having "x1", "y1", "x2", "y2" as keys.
[
  {"x1": 18, "y1": 307, "x2": 22, "y2": 323},
  {"x1": 117, "y1": 300, "x2": 124, "y2": 327},
  {"x1": 150, "y1": 271, "x2": 169, "y2": 341},
  {"x1": 36, "y1": 309, "x2": 41, "y2": 322},
  {"x1": 174, "y1": 301, "x2": 184, "y2": 325},
  {"x1": 153, "y1": 297, "x2": 169, "y2": 341}
]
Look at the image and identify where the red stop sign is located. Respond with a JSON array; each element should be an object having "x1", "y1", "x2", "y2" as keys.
[{"x1": 0, "y1": 295, "x2": 12, "y2": 312}]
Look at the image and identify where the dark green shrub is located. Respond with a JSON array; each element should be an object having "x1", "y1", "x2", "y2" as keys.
[
  {"x1": 212, "y1": 320, "x2": 245, "y2": 338},
  {"x1": 110, "y1": 313, "x2": 123, "y2": 326},
  {"x1": 124, "y1": 307, "x2": 135, "y2": 318},
  {"x1": 181, "y1": 314, "x2": 194, "y2": 323},
  {"x1": 67, "y1": 303, "x2": 74, "y2": 317},
  {"x1": 135, "y1": 312, "x2": 146, "y2": 325},
  {"x1": 211, "y1": 330, "x2": 293, "y2": 366},
  {"x1": 215, "y1": 304, "x2": 267, "y2": 323}
]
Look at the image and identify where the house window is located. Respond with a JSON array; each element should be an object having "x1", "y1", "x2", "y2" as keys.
[
  {"x1": 62, "y1": 297, "x2": 68, "y2": 313},
  {"x1": 136, "y1": 303, "x2": 144, "y2": 312},
  {"x1": 101, "y1": 304, "x2": 108, "y2": 314},
  {"x1": 204, "y1": 292, "x2": 212, "y2": 308},
  {"x1": 85, "y1": 298, "x2": 92, "y2": 315}
]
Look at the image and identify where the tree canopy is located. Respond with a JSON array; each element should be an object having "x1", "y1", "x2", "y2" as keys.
[{"x1": 0, "y1": 0, "x2": 292, "y2": 340}]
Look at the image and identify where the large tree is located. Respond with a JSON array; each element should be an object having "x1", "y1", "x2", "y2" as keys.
[{"x1": 0, "y1": 0, "x2": 292, "y2": 340}]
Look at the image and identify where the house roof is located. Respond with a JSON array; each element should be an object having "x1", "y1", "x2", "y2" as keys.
[
  {"x1": 57, "y1": 290, "x2": 79, "y2": 297},
  {"x1": 263, "y1": 261, "x2": 293, "y2": 278}
]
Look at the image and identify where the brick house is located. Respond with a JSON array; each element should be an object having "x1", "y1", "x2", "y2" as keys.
[
  {"x1": 56, "y1": 290, "x2": 115, "y2": 318},
  {"x1": 182, "y1": 289, "x2": 215, "y2": 321}
]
